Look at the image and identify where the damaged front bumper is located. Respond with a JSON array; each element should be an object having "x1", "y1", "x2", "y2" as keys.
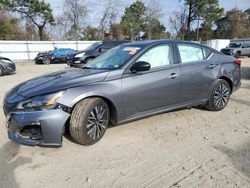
[{"x1": 6, "y1": 109, "x2": 70, "y2": 147}]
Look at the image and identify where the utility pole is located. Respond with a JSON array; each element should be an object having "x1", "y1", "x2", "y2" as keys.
[{"x1": 196, "y1": 16, "x2": 200, "y2": 42}]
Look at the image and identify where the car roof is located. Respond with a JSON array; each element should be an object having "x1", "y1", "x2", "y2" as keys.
[
  {"x1": 120, "y1": 40, "x2": 201, "y2": 47},
  {"x1": 119, "y1": 40, "x2": 218, "y2": 53}
]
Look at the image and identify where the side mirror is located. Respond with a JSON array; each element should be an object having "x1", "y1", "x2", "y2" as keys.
[{"x1": 130, "y1": 61, "x2": 151, "y2": 73}]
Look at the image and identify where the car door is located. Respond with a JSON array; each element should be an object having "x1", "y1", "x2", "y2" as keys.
[
  {"x1": 176, "y1": 43, "x2": 220, "y2": 102},
  {"x1": 241, "y1": 43, "x2": 247, "y2": 56},
  {"x1": 242, "y1": 43, "x2": 250, "y2": 56},
  {"x1": 122, "y1": 43, "x2": 182, "y2": 118}
]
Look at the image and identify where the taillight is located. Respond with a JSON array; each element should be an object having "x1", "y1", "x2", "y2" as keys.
[{"x1": 235, "y1": 59, "x2": 241, "y2": 65}]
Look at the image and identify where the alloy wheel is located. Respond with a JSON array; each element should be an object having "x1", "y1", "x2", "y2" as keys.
[
  {"x1": 87, "y1": 105, "x2": 108, "y2": 140},
  {"x1": 43, "y1": 58, "x2": 50, "y2": 64},
  {"x1": 214, "y1": 84, "x2": 230, "y2": 108}
]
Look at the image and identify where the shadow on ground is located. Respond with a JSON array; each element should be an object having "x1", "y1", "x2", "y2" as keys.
[
  {"x1": 0, "y1": 142, "x2": 32, "y2": 187},
  {"x1": 241, "y1": 67, "x2": 250, "y2": 80},
  {"x1": 231, "y1": 97, "x2": 250, "y2": 107},
  {"x1": 216, "y1": 140, "x2": 250, "y2": 182}
]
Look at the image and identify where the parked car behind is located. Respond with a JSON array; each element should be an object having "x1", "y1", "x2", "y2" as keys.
[
  {"x1": 35, "y1": 48, "x2": 78, "y2": 64},
  {"x1": 0, "y1": 56, "x2": 16, "y2": 76},
  {"x1": 4, "y1": 40, "x2": 241, "y2": 147},
  {"x1": 220, "y1": 40, "x2": 250, "y2": 58},
  {"x1": 68, "y1": 40, "x2": 129, "y2": 67}
]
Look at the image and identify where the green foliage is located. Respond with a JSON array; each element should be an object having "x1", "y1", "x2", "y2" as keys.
[
  {"x1": 120, "y1": 0, "x2": 166, "y2": 40},
  {"x1": 121, "y1": 0, "x2": 147, "y2": 40},
  {"x1": 0, "y1": 0, "x2": 54, "y2": 40},
  {"x1": 181, "y1": 0, "x2": 224, "y2": 40},
  {"x1": 148, "y1": 18, "x2": 167, "y2": 39}
]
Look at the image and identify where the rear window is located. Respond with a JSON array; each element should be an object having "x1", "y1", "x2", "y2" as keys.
[
  {"x1": 229, "y1": 43, "x2": 241, "y2": 48},
  {"x1": 86, "y1": 42, "x2": 102, "y2": 51}
]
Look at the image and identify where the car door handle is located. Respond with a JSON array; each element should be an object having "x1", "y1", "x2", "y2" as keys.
[
  {"x1": 169, "y1": 73, "x2": 178, "y2": 79},
  {"x1": 208, "y1": 64, "x2": 217, "y2": 69}
]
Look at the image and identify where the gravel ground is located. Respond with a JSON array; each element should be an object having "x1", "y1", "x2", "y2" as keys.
[{"x1": 0, "y1": 59, "x2": 249, "y2": 188}]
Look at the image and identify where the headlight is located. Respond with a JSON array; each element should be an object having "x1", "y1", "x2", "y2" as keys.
[
  {"x1": 16, "y1": 91, "x2": 64, "y2": 110},
  {"x1": 75, "y1": 52, "x2": 85, "y2": 58}
]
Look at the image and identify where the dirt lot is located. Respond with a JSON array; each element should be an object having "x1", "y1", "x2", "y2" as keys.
[{"x1": 0, "y1": 60, "x2": 250, "y2": 188}]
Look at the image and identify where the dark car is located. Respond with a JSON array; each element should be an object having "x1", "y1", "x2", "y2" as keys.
[
  {"x1": 0, "y1": 56, "x2": 16, "y2": 76},
  {"x1": 35, "y1": 48, "x2": 77, "y2": 64},
  {"x1": 3, "y1": 40, "x2": 241, "y2": 147},
  {"x1": 68, "y1": 40, "x2": 129, "y2": 67}
]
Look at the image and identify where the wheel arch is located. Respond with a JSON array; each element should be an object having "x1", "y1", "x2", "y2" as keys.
[
  {"x1": 71, "y1": 95, "x2": 118, "y2": 125},
  {"x1": 0, "y1": 64, "x2": 5, "y2": 75},
  {"x1": 218, "y1": 76, "x2": 233, "y2": 93}
]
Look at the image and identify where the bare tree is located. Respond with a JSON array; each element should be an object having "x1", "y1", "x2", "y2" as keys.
[
  {"x1": 145, "y1": 0, "x2": 162, "y2": 39},
  {"x1": 63, "y1": 0, "x2": 88, "y2": 40},
  {"x1": 169, "y1": 7, "x2": 187, "y2": 39},
  {"x1": 98, "y1": 0, "x2": 121, "y2": 40},
  {"x1": 47, "y1": 15, "x2": 68, "y2": 40}
]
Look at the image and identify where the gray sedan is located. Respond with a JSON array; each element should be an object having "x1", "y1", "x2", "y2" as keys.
[
  {"x1": 3, "y1": 40, "x2": 241, "y2": 147},
  {"x1": 0, "y1": 56, "x2": 16, "y2": 76}
]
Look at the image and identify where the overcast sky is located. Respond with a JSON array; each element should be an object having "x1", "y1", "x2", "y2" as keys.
[{"x1": 45, "y1": 0, "x2": 250, "y2": 29}]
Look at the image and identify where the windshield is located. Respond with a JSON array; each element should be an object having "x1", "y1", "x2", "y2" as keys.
[
  {"x1": 229, "y1": 43, "x2": 241, "y2": 48},
  {"x1": 85, "y1": 42, "x2": 102, "y2": 51},
  {"x1": 84, "y1": 45, "x2": 142, "y2": 70}
]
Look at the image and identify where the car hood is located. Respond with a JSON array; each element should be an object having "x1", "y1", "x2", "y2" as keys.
[{"x1": 12, "y1": 68, "x2": 109, "y2": 98}]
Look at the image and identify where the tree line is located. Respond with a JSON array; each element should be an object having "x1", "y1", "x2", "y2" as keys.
[{"x1": 0, "y1": 0, "x2": 249, "y2": 41}]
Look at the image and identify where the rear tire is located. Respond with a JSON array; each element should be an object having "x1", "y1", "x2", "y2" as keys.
[
  {"x1": 70, "y1": 98, "x2": 110, "y2": 145},
  {"x1": 0, "y1": 66, "x2": 4, "y2": 76},
  {"x1": 206, "y1": 79, "x2": 231, "y2": 111}
]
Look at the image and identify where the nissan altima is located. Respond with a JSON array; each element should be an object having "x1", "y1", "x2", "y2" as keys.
[{"x1": 3, "y1": 40, "x2": 241, "y2": 147}]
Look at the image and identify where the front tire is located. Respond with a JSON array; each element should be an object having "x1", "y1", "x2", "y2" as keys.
[
  {"x1": 206, "y1": 79, "x2": 231, "y2": 111},
  {"x1": 70, "y1": 98, "x2": 110, "y2": 145}
]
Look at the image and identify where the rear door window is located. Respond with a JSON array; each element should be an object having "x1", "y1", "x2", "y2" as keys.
[{"x1": 177, "y1": 44, "x2": 204, "y2": 64}]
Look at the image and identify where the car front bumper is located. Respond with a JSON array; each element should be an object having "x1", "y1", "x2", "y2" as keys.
[{"x1": 6, "y1": 109, "x2": 70, "y2": 147}]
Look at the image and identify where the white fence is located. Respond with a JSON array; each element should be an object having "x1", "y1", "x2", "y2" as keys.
[
  {"x1": 0, "y1": 39, "x2": 231, "y2": 61},
  {"x1": 0, "y1": 41, "x2": 97, "y2": 61},
  {"x1": 206, "y1": 39, "x2": 230, "y2": 52}
]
